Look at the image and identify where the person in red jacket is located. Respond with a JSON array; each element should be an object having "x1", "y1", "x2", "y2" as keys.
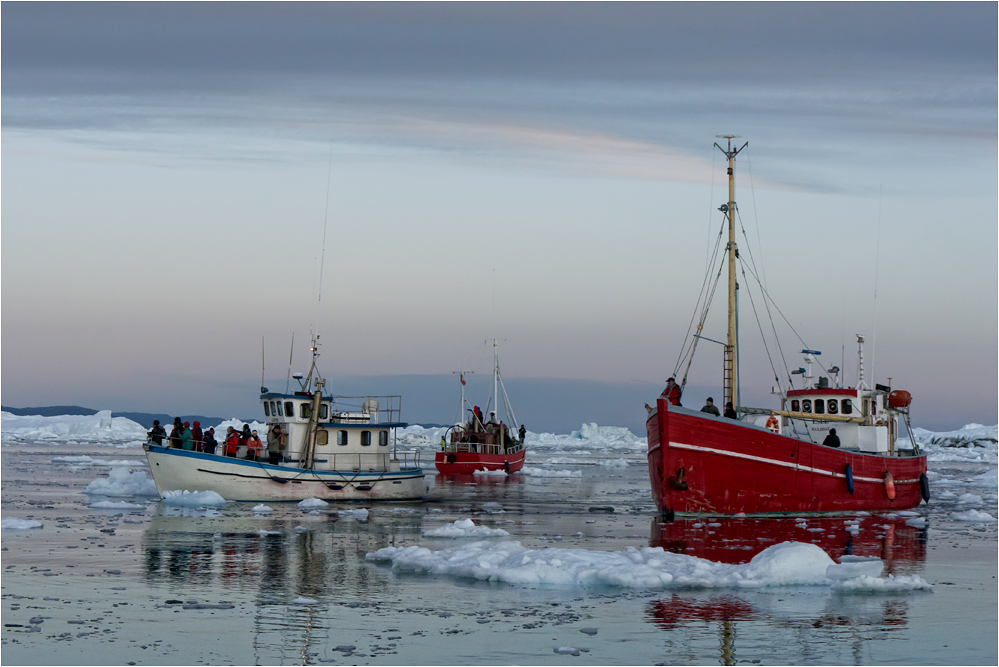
[
  {"x1": 191, "y1": 421, "x2": 204, "y2": 452},
  {"x1": 245, "y1": 430, "x2": 264, "y2": 461},
  {"x1": 223, "y1": 426, "x2": 240, "y2": 457},
  {"x1": 661, "y1": 377, "x2": 682, "y2": 406}
]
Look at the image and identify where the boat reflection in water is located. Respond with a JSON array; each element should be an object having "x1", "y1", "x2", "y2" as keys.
[
  {"x1": 645, "y1": 516, "x2": 929, "y2": 665},
  {"x1": 433, "y1": 472, "x2": 524, "y2": 487}
]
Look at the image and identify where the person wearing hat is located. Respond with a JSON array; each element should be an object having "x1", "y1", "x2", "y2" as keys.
[
  {"x1": 661, "y1": 377, "x2": 682, "y2": 406},
  {"x1": 700, "y1": 397, "x2": 721, "y2": 416},
  {"x1": 191, "y1": 421, "x2": 204, "y2": 452},
  {"x1": 245, "y1": 429, "x2": 264, "y2": 461},
  {"x1": 822, "y1": 428, "x2": 841, "y2": 448},
  {"x1": 266, "y1": 425, "x2": 285, "y2": 464},
  {"x1": 169, "y1": 417, "x2": 183, "y2": 448},
  {"x1": 223, "y1": 426, "x2": 240, "y2": 457},
  {"x1": 202, "y1": 427, "x2": 218, "y2": 455},
  {"x1": 147, "y1": 419, "x2": 166, "y2": 446},
  {"x1": 724, "y1": 401, "x2": 738, "y2": 419}
]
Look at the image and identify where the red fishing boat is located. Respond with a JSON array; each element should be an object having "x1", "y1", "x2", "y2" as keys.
[
  {"x1": 435, "y1": 339, "x2": 526, "y2": 475},
  {"x1": 647, "y1": 137, "x2": 928, "y2": 518}
]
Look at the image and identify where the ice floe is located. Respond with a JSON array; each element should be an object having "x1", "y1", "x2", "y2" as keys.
[
  {"x1": 252, "y1": 504, "x2": 275, "y2": 513},
  {"x1": 1, "y1": 410, "x2": 147, "y2": 446},
  {"x1": 338, "y1": 508, "x2": 369, "y2": 521},
  {"x1": 89, "y1": 500, "x2": 146, "y2": 510},
  {"x1": 473, "y1": 468, "x2": 508, "y2": 477},
  {"x1": 52, "y1": 455, "x2": 140, "y2": 466},
  {"x1": 423, "y1": 519, "x2": 511, "y2": 538},
  {"x1": 521, "y1": 466, "x2": 582, "y2": 478},
  {"x1": 367, "y1": 540, "x2": 931, "y2": 591},
  {"x1": 161, "y1": 490, "x2": 227, "y2": 507},
  {"x1": 2, "y1": 518, "x2": 43, "y2": 531},
  {"x1": 298, "y1": 498, "x2": 329, "y2": 510},
  {"x1": 950, "y1": 509, "x2": 997, "y2": 523},
  {"x1": 83, "y1": 468, "x2": 160, "y2": 497}
]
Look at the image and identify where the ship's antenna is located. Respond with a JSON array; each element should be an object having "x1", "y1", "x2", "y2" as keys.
[
  {"x1": 261, "y1": 336, "x2": 266, "y2": 391},
  {"x1": 285, "y1": 332, "x2": 295, "y2": 393},
  {"x1": 871, "y1": 185, "x2": 882, "y2": 385}
]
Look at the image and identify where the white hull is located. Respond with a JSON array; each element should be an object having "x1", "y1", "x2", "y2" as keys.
[{"x1": 144, "y1": 445, "x2": 427, "y2": 502}]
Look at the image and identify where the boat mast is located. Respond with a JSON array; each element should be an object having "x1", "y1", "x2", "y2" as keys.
[
  {"x1": 492, "y1": 339, "x2": 499, "y2": 422},
  {"x1": 714, "y1": 135, "x2": 747, "y2": 411}
]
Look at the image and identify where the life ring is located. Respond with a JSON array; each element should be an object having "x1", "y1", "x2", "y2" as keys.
[
  {"x1": 844, "y1": 464, "x2": 854, "y2": 495},
  {"x1": 883, "y1": 471, "x2": 896, "y2": 501},
  {"x1": 765, "y1": 414, "x2": 780, "y2": 433}
]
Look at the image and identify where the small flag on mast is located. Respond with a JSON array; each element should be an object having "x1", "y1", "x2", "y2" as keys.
[{"x1": 460, "y1": 373, "x2": 465, "y2": 386}]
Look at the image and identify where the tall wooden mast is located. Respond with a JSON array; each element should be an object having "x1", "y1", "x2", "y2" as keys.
[{"x1": 714, "y1": 135, "x2": 747, "y2": 411}]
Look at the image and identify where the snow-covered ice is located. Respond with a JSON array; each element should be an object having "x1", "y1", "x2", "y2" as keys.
[
  {"x1": 298, "y1": 498, "x2": 329, "y2": 510},
  {"x1": 2, "y1": 518, "x2": 43, "y2": 531},
  {"x1": 161, "y1": 490, "x2": 227, "y2": 507},
  {"x1": 367, "y1": 540, "x2": 930, "y2": 591},
  {"x1": 83, "y1": 468, "x2": 160, "y2": 497},
  {"x1": 2, "y1": 410, "x2": 148, "y2": 446},
  {"x1": 950, "y1": 509, "x2": 997, "y2": 523},
  {"x1": 423, "y1": 519, "x2": 511, "y2": 538},
  {"x1": 89, "y1": 500, "x2": 146, "y2": 510},
  {"x1": 521, "y1": 466, "x2": 582, "y2": 478},
  {"x1": 252, "y1": 504, "x2": 275, "y2": 513},
  {"x1": 338, "y1": 508, "x2": 369, "y2": 521}
]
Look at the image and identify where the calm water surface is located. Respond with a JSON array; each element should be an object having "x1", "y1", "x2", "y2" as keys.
[{"x1": 2, "y1": 445, "x2": 996, "y2": 665}]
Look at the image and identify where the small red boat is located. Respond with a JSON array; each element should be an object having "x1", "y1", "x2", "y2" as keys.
[
  {"x1": 647, "y1": 137, "x2": 928, "y2": 517},
  {"x1": 435, "y1": 339, "x2": 527, "y2": 475}
]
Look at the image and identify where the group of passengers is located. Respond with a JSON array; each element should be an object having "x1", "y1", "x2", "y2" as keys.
[{"x1": 147, "y1": 418, "x2": 286, "y2": 464}]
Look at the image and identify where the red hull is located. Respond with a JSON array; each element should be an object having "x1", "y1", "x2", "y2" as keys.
[
  {"x1": 435, "y1": 448, "x2": 526, "y2": 475},
  {"x1": 646, "y1": 398, "x2": 927, "y2": 515}
]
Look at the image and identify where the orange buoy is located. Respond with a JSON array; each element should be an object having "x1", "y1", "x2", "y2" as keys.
[
  {"x1": 883, "y1": 471, "x2": 896, "y2": 501},
  {"x1": 888, "y1": 390, "x2": 912, "y2": 409}
]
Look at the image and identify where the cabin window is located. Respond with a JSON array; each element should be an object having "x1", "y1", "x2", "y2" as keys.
[
  {"x1": 841, "y1": 399, "x2": 852, "y2": 414},
  {"x1": 814, "y1": 399, "x2": 825, "y2": 414},
  {"x1": 802, "y1": 399, "x2": 812, "y2": 413},
  {"x1": 315, "y1": 430, "x2": 329, "y2": 446},
  {"x1": 319, "y1": 403, "x2": 329, "y2": 419},
  {"x1": 301, "y1": 403, "x2": 312, "y2": 419},
  {"x1": 827, "y1": 399, "x2": 838, "y2": 414},
  {"x1": 361, "y1": 431, "x2": 372, "y2": 447},
  {"x1": 791, "y1": 400, "x2": 800, "y2": 412},
  {"x1": 337, "y1": 430, "x2": 348, "y2": 446},
  {"x1": 270, "y1": 401, "x2": 278, "y2": 416},
  {"x1": 263, "y1": 402, "x2": 270, "y2": 417},
  {"x1": 284, "y1": 401, "x2": 294, "y2": 417},
  {"x1": 379, "y1": 430, "x2": 389, "y2": 446}
]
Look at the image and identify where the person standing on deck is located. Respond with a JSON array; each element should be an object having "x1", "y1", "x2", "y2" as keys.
[
  {"x1": 266, "y1": 425, "x2": 285, "y2": 464},
  {"x1": 700, "y1": 398, "x2": 721, "y2": 416},
  {"x1": 147, "y1": 420, "x2": 166, "y2": 446},
  {"x1": 169, "y1": 417, "x2": 183, "y2": 448},
  {"x1": 179, "y1": 422, "x2": 194, "y2": 450},
  {"x1": 661, "y1": 378, "x2": 682, "y2": 406},
  {"x1": 191, "y1": 421, "x2": 204, "y2": 452},
  {"x1": 246, "y1": 430, "x2": 264, "y2": 460},
  {"x1": 223, "y1": 426, "x2": 239, "y2": 457},
  {"x1": 518, "y1": 423, "x2": 526, "y2": 443},
  {"x1": 823, "y1": 428, "x2": 841, "y2": 448},
  {"x1": 724, "y1": 402, "x2": 738, "y2": 419},
  {"x1": 202, "y1": 427, "x2": 218, "y2": 455}
]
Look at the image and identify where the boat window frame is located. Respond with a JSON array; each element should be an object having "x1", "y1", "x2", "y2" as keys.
[
  {"x1": 842, "y1": 399, "x2": 852, "y2": 414},
  {"x1": 337, "y1": 430, "x2": 348, "y2": 446},
  {"x1": 827, "y1": 399, "x2": 838, "y2": 414},
  {"x1": 360, "y1": 431, "x2": 372, "y2": 447},
  {"x1": 378, "y1": 430, "x2": 389, "y2": 446},
  {"x1": 802, "y1": 399, "x2": 812, "y2": 413},
  {"x1": 791, "y1": 399, "x2": 800, "y2": 412},
  {"x1": 315, "y1": 430, "x2": 329, "y2": 446},
  {"x1": 263, "y1": 402, "x2": 270, "y2": 417},
  {"x1": 319, "y1": 403, "x2": 329, "y2": 419},
  {"x1": 301, "y1": 403, "x2": 312, "y2": 420},
  {"x1": 814, "y1": 399, "x2": 825, "y2": 414},
  {"x1": 271, "y1": 401, "x2": 279, "y2": 417},
  {"x1": 284, "y1": 401, "x2": 294, "y2": 418}
]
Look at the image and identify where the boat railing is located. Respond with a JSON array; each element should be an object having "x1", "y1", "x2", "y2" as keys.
[
  {"x1": 328, "y1": 395, "x2": 402, "y2": 424},
  {"x1": 320, "y1": 451, "x2": 421, "y2": 472},
  {"x1": 441, "y1": 441, "x2": 524, "y2": 456}
]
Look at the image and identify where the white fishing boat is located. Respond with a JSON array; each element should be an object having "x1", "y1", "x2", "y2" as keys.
[{"x1": 144, "y1": 338, "x2": 427, "y2": 501}]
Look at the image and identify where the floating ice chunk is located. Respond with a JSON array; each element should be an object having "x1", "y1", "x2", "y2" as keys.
[
  {"x1": 294, "y1": 525, "x2": 309, "y2": 532},
  {"x1": 255, "y1": 530, "x2": 281, "y2": 536},
  {"x1": 905, "y1": 517, "x2": 927, "y2": 528},
  {"x1": 367, "y1": 540, "x2": 871, "y2": 589},
  {"x1": 554, "y1": 647, "x2": 581, "y2": 656},
  {"x1": 826, "y1": 560, "x2": 884, "y2": 581},
  {"x1": 480, "y1": 502, "x2": 505, "y2": 514},
  {"x1": 298, "y1": 498, "x2": 329, "y2": 510},
  {"x1": 339, "y1": 508, "x2": 369, "y2": 521},
  {"x1": 83, "y1": 468, "x2": 160, "y2": 497},
  {"x1": 424, "y1": 519, "x2": 511, "y2": 538},
  {"x1": 937, "y1": 490, "x2": 957, "y2": 499},
  {"x1": 53, "y1": 455, "x2": 139, "y2": 466},
  {"x1": 473, "y1": 468, "x2": 508, "y2": 477},
  {"x1": 89, "y1": 500, "x2": 145, "y2": 510},
  {"x1": 2, "y1": 518, "x2": 43, "y2": 531},
  {"x1": 389, "y1": 507, "x2": 418, "y2": 514},
  {"x1": 957, "y1": 494, "x2": 983, "y2": 505},
  {"x1": 252, "y1": 504, "x2": 274, "y2": 514},
  {"x1": 293, "y1": 597, "x2": 318, "y2": 605},
  {"x1": 599, "y1": 459, "x2": 630, "y2": 468},
  {"x1": 161, "y1": 490, "x2": 227, "y2": 507},
  {"x1": 833, "y1": 574, "x2": 933, "y2": 592},
  {"x1": 731, "y1": 512, "x2": 747, "y2": 518},
  {"x1": 950, "y1": 509, "x2": 997, "y2": 523},
  {"x1": 521, "y1": 466, "x2": 581, "y2": 478}
]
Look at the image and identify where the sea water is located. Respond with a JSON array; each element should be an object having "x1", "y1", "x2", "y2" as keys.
[{"x1": 2, "y1": 419, "x2": 996, "y2": 665}]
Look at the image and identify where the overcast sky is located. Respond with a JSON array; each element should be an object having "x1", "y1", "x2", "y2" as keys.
[{"x1": 2, "y1": 2, "x2": 996, "y2": 432}]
